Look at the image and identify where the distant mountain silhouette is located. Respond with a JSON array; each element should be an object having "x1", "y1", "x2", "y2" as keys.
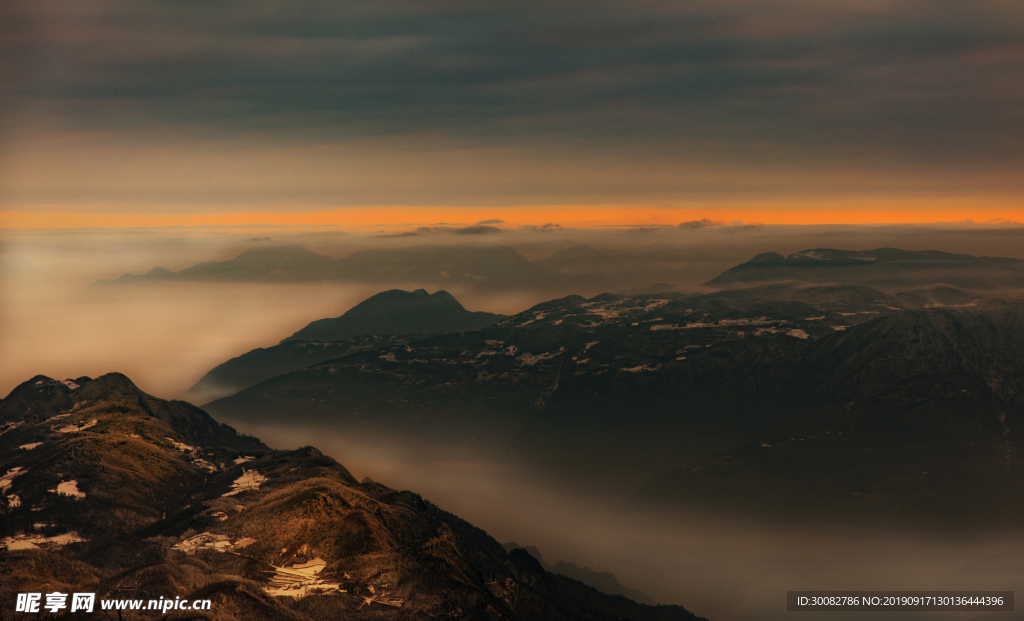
[
  {"x1": 187, "y1": 289, "x2": 505, "y2": 402},
  {"x1": 95, "y1": 246, "x2": 336, "y2": 284},
  {"x1": 93, "y1": 244, "x2": 576, "y2": 291},
  {"x1": 90, "y1": 242, "x2": 748, "y2": 293},
  {"x1": 705, "y1": 248, "x2": 1024, "y2": 289},
  {"x1": 179, "y1": 245, "x2": 337, "y2": 281},
  {"x1": 0, "y1": 374, "x2": 704, "y2": 621}
]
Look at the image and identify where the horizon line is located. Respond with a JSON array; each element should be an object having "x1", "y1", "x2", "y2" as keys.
[{"x1": 2, "y1": 203, "x2": 1024, "y2": 230}]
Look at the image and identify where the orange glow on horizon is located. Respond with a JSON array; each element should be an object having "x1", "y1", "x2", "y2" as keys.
[{"x1": 1, "y1": 201, "x2": 1023, "y2": 230}]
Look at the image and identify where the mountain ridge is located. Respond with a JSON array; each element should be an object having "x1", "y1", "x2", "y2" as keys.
[
  {"x1": 92, "y1": 244, "x2": 572, "y2": 291},
  {"x1": 282, "y1": 288, "x2": 505, "y2": 343},
  {"x1": 187, "y1": 289, "x2": 506, "y2": 402},
  {"x1": 1, "y1": 373, "x2": 705, "y2": 620},
  {"x1": 705, "y1": 247, "x2": 1024, "y2": 289},
  {"x1": 201, "y1": 284, "x2": 1024, "y2": 520}
]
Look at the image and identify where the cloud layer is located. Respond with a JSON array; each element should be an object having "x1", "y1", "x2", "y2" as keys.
[{"x1": 1, "y1": 0, "x2": 1022, "y2": 206}]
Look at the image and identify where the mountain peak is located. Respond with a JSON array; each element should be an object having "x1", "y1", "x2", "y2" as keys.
[
  {"x1": 750, "y1": 251, "x2": 786, "y2": 263},
  {"x1": 98, "y1": 372, "x2": 130, "y2": 384},
  {"x1": 5, "y1": 375, "x2": 68, "y2": 401},
  {"x1": 282, "y1": 288, "x2": 503, "y2": 343},
  {"x1": 3, "y1": 371, "x2": 265, "y2": 453},
  {"x1": 1, "y1": 376, "x2": 76, "y2": 424},
  {"x1": 188, "y1": 289, "x2": 508, "y2": 400},
  {"x1": 77, "y1": 372, "x2": 143, "y2": 397}
]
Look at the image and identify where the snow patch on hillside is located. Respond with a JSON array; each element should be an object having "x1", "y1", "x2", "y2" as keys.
[
  {"x1": 57, "y1": 419, "x2": 97, "y2": 433},
  {"x1": 223, "y1": 470, "x2": 267, "y2": 496},
  {"x1": 173, "y1": 532, "x2": 257, "y2": 554},
  {"x1": 50, "y1": 480, "x2": 85, "y2": 499},
  {"x1": 516, "y1": 347, "x2": 565, "y2": 366},
  {"x1": 167, "y1": 438, "x2": 197, "y2": 452},
  {"x1": 621, "y1": 364, "x2": 661, "y2": 373},
  {"x1": 265, "y1": 558, "x2": 347, "y2": 598},
  {"x1": 192, "y1": 458, "x2": 218, "y2": 473},
  {"x1": 2, "y1": 532, "x2": 87, "y2": 550}
]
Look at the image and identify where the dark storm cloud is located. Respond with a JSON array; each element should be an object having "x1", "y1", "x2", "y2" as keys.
[
  {"x1": 625, "y1": 226, "x2": 666, "y2": 235},
  {"x1": 679, "y1": 219, "x2": 727, "y2": 229},
  {"x1": 679, "y1": 219, "x2": 765, "y2": 233},
  {"x1": 376, "y1": 231, "x2": 422, "y2": 238},
  {"x1": 453, "y1": 225, "x2": 502, "y2": 235},
  {"x1": 520, "y1": 223, "x2": 562, "y2": 232},
  {"x1": 377, "y1": 224, "x2": 503, "y2": 237},
  {"x1": 3, "y1": 0, "x2": 1023, "y2": 167}
]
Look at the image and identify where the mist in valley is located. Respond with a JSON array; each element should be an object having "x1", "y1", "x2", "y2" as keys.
[
  {"x1": 4, "y1": 223, "x2": 1024, "y2": 619},
  {"x1": 213, "y1": 419, "x2": 1024, "y2": 621}
]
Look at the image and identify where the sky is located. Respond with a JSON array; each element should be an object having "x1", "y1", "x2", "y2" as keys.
[
  {"x1": 2, "y1": 8, "x2": 1024, "y2": 616},
  {"x1": 1, "y1": 0, "x2": 1023, "y2": 227}
]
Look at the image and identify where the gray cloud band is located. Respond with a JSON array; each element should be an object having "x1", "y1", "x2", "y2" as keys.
[
  {"x1": 1, "y1": 0, "x2": 1021, "y2": 208},
  {"x1": 3, "y1": 0, "x2": 1021, "y2": 158}
]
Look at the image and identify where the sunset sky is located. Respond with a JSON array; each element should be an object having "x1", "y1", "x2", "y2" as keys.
[{"x1": 1, "y1": 0, "x2": 1022, "y2": 228}]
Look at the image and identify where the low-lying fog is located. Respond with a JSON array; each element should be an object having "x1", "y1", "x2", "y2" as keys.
[
  {"x1": 4, "y1": 223, "x2": 1024, "y2": 620},
  {"x1": 221, "y1": 420, "x2": 1023, "y2": 621},
  {"x1": 5, "y1": 222, "x2": 1024, "y2": 398}
]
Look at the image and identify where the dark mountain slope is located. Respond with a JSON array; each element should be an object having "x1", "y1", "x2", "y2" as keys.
[
  {"x1": 186, "y1": 289, "x2": 505, "y2": 402},
  {"x1": 205, "y1": 287, "x2": 1024, "y2": 517},
  {"x1": 634, "y1": 303, "x2": 1024, "y2": 521},
  {"x1": 206, "y1": 285, "x2": 946, "y2": 439},
  {"x1": 1, "y1": 374, "x2": 704, "y2": 620},
  {"x1": 203, "y1": 287, "x2": 904, "y2": 472},
  {"x1": 811, "y1": 312, "x2": 996, "y2": 425},
  {"x1": 188, "y1": 335, "x2": 413, "y2": 404}
]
